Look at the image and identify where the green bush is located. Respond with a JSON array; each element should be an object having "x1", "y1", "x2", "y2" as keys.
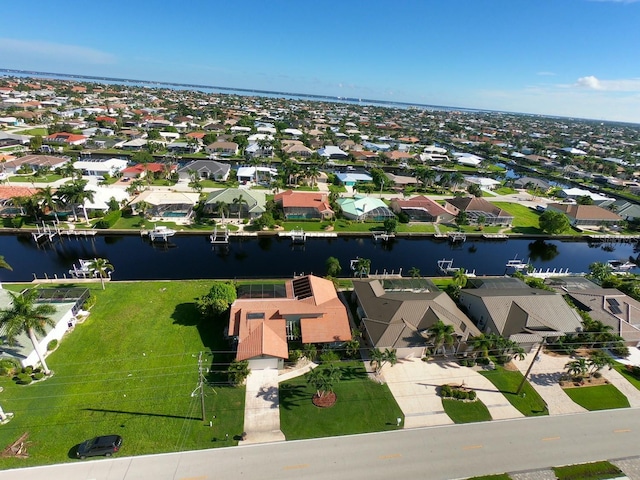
[
  {"x1": 0, "y1": 358, "x2": 20, "y2": 376},
  {"x1": 47, "y1": 339, "x2": 58, "y2": 351},
  {"x1": 22, "y1": 366, "x2": 33, "y2": 375},
  {"x1": 11, "y1": 217, "x2": 24, "y2": 228},
  {"x1": 94, "y1": 209, "x2": 122, "y2": 229},
  {"x1": 288, "y1": 349, "x2": 303, "y2": 363},
  {"x1": 83, "y1": 294, "x2": 97, "y2": 310},
  {"x1": 33, "y1": 372, "x2": 45, "y2": 380},
  {"x1": 468, "y1": 390, "x2": 477, "y2": 401},
  {"x1": 319, "y1": 350, "x2": 340, "y2": 364},
  {"x1": 16, "y1": 373, "x2": 33, "y2": 385},
  {"x1": 440, "y1": 384, "x2": 452, "y2": 397}
]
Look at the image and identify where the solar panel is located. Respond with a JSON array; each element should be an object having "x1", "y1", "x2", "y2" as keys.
[
  {"x1": 607, "y1": 298, "x2": 620, "y2": 306},
  {"x1": 610, "y1": 305, "x2": 622, "y2": 315}
]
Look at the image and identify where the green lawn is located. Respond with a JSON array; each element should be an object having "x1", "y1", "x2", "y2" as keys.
[
  {"x1": 15, "y1": 128, "x2": 48, "y2": 136},
  {"x1": 613, "y1": 361, "x2": 640, "y2": 390},
  {"x1": 441, "y1": 398, "x2": 492, "y2": 423},
  {"x1": 553, "y1": 460, "x2": 624, "y2": 480},
  {"x1": 563, "y1": 384, "x2": 630, "y2": 411},
  {"x1": 9, "y1": 174, "x2": 64, "y2": 183},
  {"x1": 467, "y1": 475, "x2": 512, "y2": 480},
  {"x1": 279, "y1": 362, "x2": 403, "y2": 440},
  {"x1": 492, "y1": 202, "x2": 543, "y2": 234},
  {"x1": 0, "y1": 281, "x2": 245, "y2": 468},
  {"x1": 479, "y1": 366, "x2": 548, "y2": 416}
]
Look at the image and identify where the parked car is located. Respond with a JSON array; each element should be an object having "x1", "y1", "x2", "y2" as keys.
[{"x1": 76, "y1": 435, "x2": 123, "y2": 459}]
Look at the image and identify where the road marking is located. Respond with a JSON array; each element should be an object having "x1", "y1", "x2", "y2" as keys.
[
  {"x1": 542, "y1": 436, "x2": 560, "y2": 441},
  {"x1": 283, "y1": 464, "x2": 309, "y2": 470},
  {"x1": 379, "y1": 453, "x2": 402, "y2": 460},
  {"x1": 614, "y1": 429, "x2": 631, "y2": 433},
  {"x1": 462, "y1": 445, "x2": 483, "y2": 450},
  {"x1": 179, "y1": 477, "x2": 207, "y2": 480}
]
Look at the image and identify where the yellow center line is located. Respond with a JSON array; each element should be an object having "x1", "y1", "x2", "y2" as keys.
[
  {"x1": 283, "y1": 464, "x2": 309, "y2": 470},
  {"x1": 614, "y1": 429, "x2": 631, "y2": 433},
  {"x1": 379, "y1": 453, "x2": 402, "y2": 460},
  {"x1": 542, "y1": 436, "x2": 561, "y2": 441},
  {"x1": 463, "y1": 445, "x2": 483, "y2": 450}
]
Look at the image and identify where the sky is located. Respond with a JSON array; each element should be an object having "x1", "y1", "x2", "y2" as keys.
[{"x1": 1, "y1": 0, "x2": 640, "y2": 123}]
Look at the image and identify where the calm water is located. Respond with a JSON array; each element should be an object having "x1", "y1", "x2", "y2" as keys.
[{"x1": 0, "y1": 233, "x2": 638, "y2": 282}]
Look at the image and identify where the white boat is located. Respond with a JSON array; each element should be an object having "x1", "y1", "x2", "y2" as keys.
[
  {"x1": 608, "y1": 259, "x2": 636, "y2": 272},
  {"x1": 506, "y1": 255, "x2": 530, "y2": 271},
  {"x1": 147, "y1": 225, "x2": 176, "y2": 242}
]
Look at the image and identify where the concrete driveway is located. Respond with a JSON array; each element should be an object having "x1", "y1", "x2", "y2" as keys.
[
  {"x1": 381, "y1": 357, "x2": 522, "y2": 428},
  {"x1": 240, "y1": 368, "x2": 286, "y2": 445},
  {"x1": 512, "y1": 352, "x2": 587, "y2": 415}
]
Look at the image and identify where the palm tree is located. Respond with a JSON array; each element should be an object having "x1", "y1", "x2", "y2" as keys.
[
  {"x1": 0, "y1": 256, "x2": 12, "y2": 272},
  {"x1": 469, "y1": 333, "x2": 493, "y2": 360},
  {"x1": 344, "y1": 338, "x2": 360, "y2": 358},
  {"x1": 88, "y1": 258, "x2": 114, "y2": 289},
  {"x1": 57, "y1": 180, "x2": 95, "y2": 222},
  {"x1": 353, "y1": 257, "x2": 371, "y2": 278},
  {"x1": 565, "y1": 357, "x2": 589, "y2": 379},
  {"x1": 306, "y1": 165, "x2": 320, "y2": 187},
  {"x1": 0, "y1": 289, "x2": 56, "y2": 374},
  {"x1": 425, "y1": 321, "x2": 456, "y2": 356},
  {"x1": 587, "y1": 351, "x2": 614, "y2": 375},
  {"x1": 233, "y1": 194, "x2": 248, "y2": 221},
  {"x1": 383, "y1": 348, "x2": 398, "y2": 368},
  {"x1": 227, "y1": 359, "x2": 250, "y2": 386},
  {"x1": 306, "y1": 363, "x2": 342, "y2": 400},
  {"x1": 452, "y1": 268, "x2": 468, "y2": 288},
  {"x1": 37, "y1": 186, "x2": 62, "y2": 222},
  {"x1": 369, "y1": 348, "x2": 386, "y2": 373}
]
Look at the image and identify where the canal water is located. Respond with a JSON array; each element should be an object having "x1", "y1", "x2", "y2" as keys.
[{"x1": 0, "y1": 233, "x2": 638, "y2": 282}]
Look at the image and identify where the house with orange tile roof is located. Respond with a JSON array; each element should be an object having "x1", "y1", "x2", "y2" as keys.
[
  {"x1": 0, "y1": 185, "x2": 39, "y2": 213},
  {"x1": 46, "y1": 132, "x2": 87, "y2": 146},
  {"x1": 389, "y1": 195, "x2": 454, "y2": 223},
  {"x1": 121, "y1": 162, "x2": 175, "y2": 181},
  {"x1": 274, "y1": 190, "x2": 334, "y2": 220},
  {"x1": 228, "y1": 275, "x2": 351, "y2": 369}
]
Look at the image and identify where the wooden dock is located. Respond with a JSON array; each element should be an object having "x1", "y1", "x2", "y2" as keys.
[
  {"x1": 483, "y1": 233, "x2": 508, "y2": 240},
  {"x1": 210, "y1": 226, "x2": 230, "y2": 244},
  {"x1": 447, "y1": 232, "x2": 466, "y2": 243},
  {"x1": 372, "y1": 231, "x2": 395, "y2": 242}
]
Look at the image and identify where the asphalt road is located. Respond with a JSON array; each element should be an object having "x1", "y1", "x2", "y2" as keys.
[{"x1": 2, "y1": 409, "x2": 640, "y2": 480}]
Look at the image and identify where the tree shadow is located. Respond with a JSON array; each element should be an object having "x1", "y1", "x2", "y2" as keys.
[
  {"x1": 83, "y1": 407, "x2": 200, "y2": 421},
  {"x1": 528, "y1": 371, "x2": 561, "y2": 386},
  {"x1": 256, "y1": 385, "x2": 280, "y2": 409},
  {"x1": 279, "y1": 384, "x2": 309, "y2": 411}
]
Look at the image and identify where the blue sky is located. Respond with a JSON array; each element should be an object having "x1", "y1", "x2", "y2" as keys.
[{"x1": 2, "y1": 0, "x2": 640, "y2": 123}]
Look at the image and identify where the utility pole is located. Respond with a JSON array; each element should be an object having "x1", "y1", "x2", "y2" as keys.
[
  {"x1": 198, "y1": 351, "x2": 206, "y2": 421},
  {"x1": 516, "y1": 338, "x2": 545, "y2": 396}
]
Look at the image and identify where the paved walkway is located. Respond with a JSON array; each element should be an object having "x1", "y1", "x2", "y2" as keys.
[
  {"x1": 381, "y1": 357, "x2": 522, "y2": 428},
  {"x1": 512, "y1": 352, "x2": 587, "y2": 415},
  {"x1": 239, "y1": 368, "x2": 285, "y2": 445}
]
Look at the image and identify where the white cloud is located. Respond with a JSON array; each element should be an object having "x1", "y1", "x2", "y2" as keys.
[
  {"x1": 536, "y1": 71, "x2": 556, "y2": 76},
  {"x1": 0, "y1": 38, "x2": 116, "y2": 65},
  {"x1": 575, "y1": 75, "x2": 640, "y2": 91}
]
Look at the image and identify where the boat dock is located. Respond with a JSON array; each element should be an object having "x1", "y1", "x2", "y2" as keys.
[
  {"x1": 32, "y1": 222, "x2": 97, "y2": 243},
  {"x1": 372, "y1": 231, "x2": 395, "y2": 242},
  {"x1": 447, "y1": 232, "x2": 466, "y2": 243},
  {"x1": 210, "y1": 226, "x2": 230, "y2": 244},
  {"x1": 589, "y1": 234, "x2": 640, "y2": 243},
  {"x1": 483, "y1": 233, "x2": 508, "y2": 240},
  {"x1": 289, "y1": 227, "x2": 307, "y2": 244},
  {"x1": 141, "y1": 225, "x2": 176, "y2": 242}
]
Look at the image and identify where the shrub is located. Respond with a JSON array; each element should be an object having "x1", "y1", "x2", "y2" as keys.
[
  {"x1": 11, "y1": 217, "x2": 24, "y2": 229},
  {"x1": 440, "y1": 385, "x2": 452, "y2": 397},
  {"x1": 468, "y1": 390, "x2": 477, "y2": 401},
  {"x1": 0, "y1": 358, "x2": 20, "y2": 377},
  {"x1": 33, "y1": 372, "x2": 45, "y2": 380},
  {"x1": 47, "y1": 339, "x2": 58, "y2": 351},
  {"x1": 21, "y1": 366, "x2": 33, "y2": 375},
  {"x1": 319, "y1": 350, "x2": 340, "y2": 364},
  {"x1": 16, "y1": 373, "x2": 33, "y2": 385},
  {"x1": 592, "y1": 371, "x2": 602, "y2": 379},
  {"x1": 288, "y1": 349, "x2": 303, "y2": 363},
  {"x1": 83, "y1": 294, "x2": 97, "y2": 310},
  {"x1": 94, "y1": 209, "x2": 122, "y2": 229}
]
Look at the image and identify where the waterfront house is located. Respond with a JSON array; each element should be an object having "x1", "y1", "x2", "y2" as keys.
[
  {"x1": 513, "y1": 176, "x2": 551, "y2": 192},
  {"x1": 227, "y1": 275, "x2": 351, "y2": 369},
  {"x1": 73, "y1": 158, "x2": 128, "y2": 177},
  {"x1": 0, "y1": 288, "x2": 89, "y2": 368},
  {"x1": 130, "y1": 190, "x2": 200, "y2": 219},
  {"x1": 444, "y1": 196, "x2": 514, "y2": 226},
  {"x1": 121, "y1": 162, "x2": 174, "y2": 181},
  {"x1": 335, "y1": 171, "x2": 373, "y2": 187},
  {"x1": 119, "y1": 138, "x2": 148, "y2": 151},
  {"x1": 384, "y1": 172, "x2": 419, "y2": 190},
  {"x1": 236, "y1": 166, "x2": 277, "y2": 185},
  {"x1": 458, "y1": 277, "x2": 583, "y2": 351},
  {"x1": 205, "y1": 141, "x2": 238, "y2": 157},
  {"x1": 177, "y1": 160, "x2": 230, "y2": 182},
  {"x1": 204, "y1": 188, "x2": 267, "y2": 219},
  {"x1": 352, "y1": 278, "x2": 480, "y2": 358},
  {"x1": 1, "y1": 154, "x2": 71, "y2": 175},
  {"x1": 337, "y1": 195, "x2": 395, "y2": 222},
  {"x1": 0, "y1": 185, "x2": 39, "y2": 215},
  {"x1": 557, "y1": 187, "x2": 614, "y2": 205},
  {"x1": 274, "y1": 190, "x2": 334, "y2": 220},
  {"x1": 546, "y1": 203, "x2": 622, "y2": 228},
  {"x1": 45, "y1": 132, "x2": 87, "y2": 146},
  {"x1": 389, "y1": 195, "x2": 453, "y2": 223},
  {"x1": 318, "y1": 145, "x2": 348, "y2": 159}
]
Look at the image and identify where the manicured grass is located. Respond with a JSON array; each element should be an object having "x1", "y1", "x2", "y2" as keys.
[
  {"x1": 9, "y1": 174, "x2": 63, "y2": 183},
  {"x1": 563, "y1": 384, "x2": 630, "y2": 411},
  {"x1": 0, "y1": 281, "x2": 245, "y2": 468},
  {"x1": 494, "y1": 187, "x2": 517, "y2": 195},
  {"x1": 466, "y1": 475, "x2": 512, "y2": 480},
  {"x1": 613, "y1": 361, "x2": 640, "y2": 390},
  {"x1": 279, "y1": 361, "x2": 404, "y2": 440},
  {"x1": 441, "y1": 398, "x2": 492, "y2": 423},
  {"x1": 479, "y1": 366, "x2": 548, "y2": 416},
  {"x1": 15, "y1": 128, "x2": 48, "y2": 136},
  {"x1": 492, "y1": 202, "x2": 542, "y2": 231},
  {"x1": 553, "y1": 460, "x2": 623, "y2": 480}
]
